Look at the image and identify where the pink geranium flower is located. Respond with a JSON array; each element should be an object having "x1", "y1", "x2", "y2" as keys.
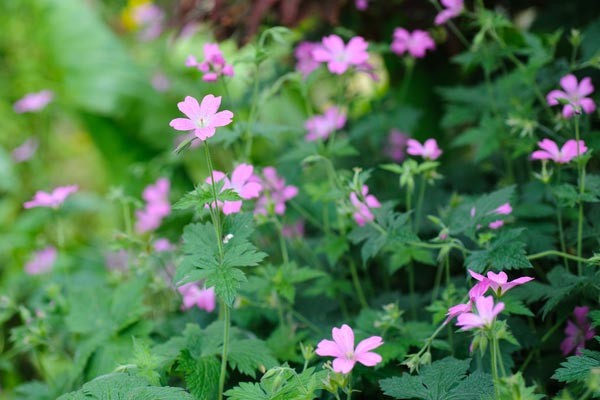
[
  {"x1": 312, "y1": 35, "x2": 370, "y2": 75},
  {"x1": 12, "y1": 138, "x2": 39, "y2": 163},
  {"x1": 547, "y1": 74, "x2": 596, "y2": 118},
  {"x1": 531, "y1": 139, "x2": 587, "y2": 164},
  {"x1": 561, "y1": 306, "x2": 596, "y2": 356},
  {"x1": 24, "y1": 185, "x2": 78, "y2": 209},
  {"x1": 456, "y1": 296, "x2": 504, "y2": 330},
  {"x1": 488, "y1": 202, "x2": 512, "y2": 230},
  {"x1": 407, "y1": 138, "x2": 442, "y2": 160},
  {"x1": 350, "y1": 185, "x2": 381, "y2": 226},
  {"x1": 135, "y1": 178, "x2": 171, "y2": 233},
  {"x1": 434, "y1": 0, "x2": 464, "y2": 25},
  {"x1": 468, "y1": 270, "x2": 534, "y2": 297},
  {"x1": 282, "y1": 220, "x2": 305, "y2": 239},
  {"x1": 25, "y1": 246, "x2": 57, "y2": 275},
  {"x1": 169, "y1": 95, "x2": 234, "y2": 141},
  {"x1": 385, "y1": 130, "x2": 410, "y2": 162},
  {"x1": 305, "y1": 107, "x2": 346, "y2": 141},
  {"x1": 186, "y1": 43, "x2": 234, "y2": 82},
  {"x1": 206, "y1": 164, "x2": 262, "y2": 215},
  {"x1": 132, "y1": 3, "x2": 164, "y2": 41},
  {"x1": 445, "y1": 281, "x2": 489, "y2": 324},
  {"x1": 355, "y1": 0, "x2": 368, "y2": 10},
  {"x1": 315, "y1": 324, "x2": 383, "y2": 374},
  {"x1": 254, "y1": 167, "x2": 298, "y2": 216},
  {"x1": 391, "y1": 29, "x2": 435, "y2": 58},
  {"x1": 178, "y1": 283, "x2": 216, "y2": 312},
  {"x1": 154, "y1": 238, "x2": 174, "y2": 252},
  {"x1": 14, "y1": 90, "x2": 54, "y2": 113},
  {"x1": 295, "y1": 41, "x2": 322, "y2": 79}
]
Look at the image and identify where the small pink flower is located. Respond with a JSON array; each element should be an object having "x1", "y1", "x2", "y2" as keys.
[
  {"x1": 407, "y1": 138, "x2": 442, "y2": 160},
  {"x1": 312, "y1": 35, "x2": 370, "y2": 75},
  {"x1": 151, "y1": 73, "x2": 170, "y2": 92},
  {"x1": 561, "y1": 306, "x2": 596, "y2": 356},
  {"x1": 468, "y1": 269, "x2": 534, "y2": 297},
  {"x1": 355, "y1": 0, "x2": 368, "y2": 10},
  {"x1": 191, "y1": 43, "x2": 235, "y2": 82},
  {"x1": 488, "y1": 202, "x2": 512, "y2": 230},
  {"x1": 24, "y1": 185, "x2": 78, "y2": 209},
  {"x1": 391, "y1": 29, "x2": 435, "y2": 58},
  {"x1": 385, "y1": 130, "x2": 410, "y2": 162},
  {"x1": 531, "y1": 139, "x2": 587, "y2": 164},
  {"x1": 12, "y1": 138, "x2": 39, "y2": 163},
  {"x1": 294, "y1": 41, "x2": 322, "y2": 79},
  {"x1": 547, "y1": 74, "x2": 596, "y2": 118},
  {"x1": 315, "y1": 324, "x2": 383, "y2": 374},
  {"x1": 154, "y1": 238, "x2": 174, "y2": 252},
  {"x1": 178, "y1": 283, "x2": 216, "y2": 312},
  {"x1": 350, "y1": 185, "x2": 381, "y2": 226},
  {"x1": 132, "y1": 3, "x2": 164, "y2": 41},
  {"x1": 254, "y1": 167, "x2": 298, "y2": 216},
  {"x1": 105, "y1": 250, "x2": 129, "y2": 272},
  {"x1": 282, "y1": 220, "x2": 305, "y2": 239},
  {"x1": 206, "y1": 164, "x2": 262, "y2": 215},
  {"x1": 305, "y1": 107, "x2": 346, "y2": 141},
  {"x1": 25, "y1": 247, "x2": 57, "y2": 275},
  {"x1": 169, "y1": 95, "x2": 234, "y2": 141},
  {"x1": 434, "y1": 0, "x2": 464, "y2": 25},
  {"x1": 446, "y1": 302, "x2": 472, "y2": 323},
  {"x1": 14, "y1": 90, "x2": 54, "y2": 114},
  {"x1": 135, "y1": 178, "x2": 171, "y2": 233},
  {"x1": 456, "y1": 296, "x2": 504, "y2": 330}
]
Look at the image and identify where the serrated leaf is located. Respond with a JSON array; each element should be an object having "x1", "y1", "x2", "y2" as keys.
[
  {"x1": 173, "y1": 182, "x2": 241, "y2": 211},
  {"x1": 466, "y1": 229, "x2": 532, "y2": 273},
  {"x1": 552, "y1": 350, "x2": 600, "y2": 383},
  {"x1": 228, "y1": 339, "x2": 278, "y2": 378},
  {"x1": 177, "y1": 351, "x2": 220, "y2": 400}
]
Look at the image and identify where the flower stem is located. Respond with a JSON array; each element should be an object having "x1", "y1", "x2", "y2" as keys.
[
  {"x1": 408, "y1": 261, "x2": 416, "y2": 319},
  {"x1": 555, "y1": 168, "x2": 569, "y2": 271},
  {"x1": 490, "y1": 334, "x2": 500, "y2": 398},
  {"x1": 527, "y1": 250, "x2": 588, "y2": 264},
  {"x1": 574, "y1": 116, "x2": 585, "y2": 275},
  {"x1": 414, "y1": 175, "x2": 427, "y2": 234},
  {"x1": 244, "y1": 63, "x2": 261, "y2": 161},
  {"x1": 218, "y1": 305, "x2": 230, "y2": 400},
  {"x1": 349, "y1": 259, "x2": 369, "y2": 309}
]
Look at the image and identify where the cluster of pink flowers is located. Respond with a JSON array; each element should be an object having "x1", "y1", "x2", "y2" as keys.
[
  {"x1": 546, "y1": 74, "x2": 596, "y2": 118},
  {"x1": 14, "y1": 90, "x2": 54, "y2": 114},
  {"x1": 170, "y1": 95, "x2": 234, "y2": 142},
  {"x1": 561, "y1": 306, "x2": 596, "y2": 356},
  {"x1": 305, "y1": 107, "x2": 346, "y2": 142},
  {"x1": 254, "y1": 167, "x2": 298, "y2": 216},
  {"x1": 391, "y1": 29, "x2": 436, "y2": 59},
  {"x1": 206, "y1": 164, "x2": 262, "y2": 215},
  {"x1": 385, "y1": 130, "x2": 410, "y2": 162},
  {"x1": 531, "y1": 139, "x2": 587, "y2": 164},
  {"x1": 186, "y1": 43, "x2": 234, "y2": 82},
  {"x1": 407, "y1": 138, "x2": 442, "y2": 160},
  {"x1": 282, "y1": 220, "x2": 305, "y2": 239},
  {"x1": 316, "y1": 324, "x2": 383, "y2": 374},
  {"x1": 25, "y1": 246, "x2": 57, "y2": 275},
  {"x1": 349, "y1": 185, "x2": 381, "y2": 226},
  {"x1": 177, "y1": 282, "x2": 216, "y2": 313},
  {"x1": 24, "y1": 185, "x2": 78, "y2": 209},
  {"x1": 135, "y1": 178, "x2": 171, "y2": 233}
]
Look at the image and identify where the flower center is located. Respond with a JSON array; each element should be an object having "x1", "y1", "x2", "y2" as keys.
[{"x1": 197, "y1": 116, "x2": 210, "y2": 128}]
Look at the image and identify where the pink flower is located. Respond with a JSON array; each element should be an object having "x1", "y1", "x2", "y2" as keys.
[
  {"x1": 282, "y1": 220, "x2": 305, "y2": 239},
  {"x1": 385, "y1": 130, "x2": 410, "y2": 162},
  {"x1": 456, "y1": 296, "x2": 504, "y2": 330},
  {"x1": 547, "y1": 75, "x2": 596, "y2": 118},
  {"x1": 294, "y1": 41, "x2": 321, "y2": 79},
  {"x1": 407, "y1": 138, "x2": 442, "y2": 160},
  {"x1": 154, "y1": 238, "x2": 174, "y2": 252},
  {"x1": 434, "y1": 0, "x2": 464, "y2": 25},
  {"x1": 315, "y1": 324, "x2": 383, "y2": 374},
  {"x1": 151, "y1": 73, "x2": 170, "y2": 92},
  {"x1": 531, "y1": 139, "x2": 587, "y2": 164},
  {"x1": 445, "y1": 282, "x2": 489, "y2": 324},
  {"x1": 305, "y1": 107, "x2": 346, "y2": 141},
  {"x1": 189, "y1": 43, "x2": 234, "y2": 82},
  {"x1": 355, "y1": 0, "x2": 368, "y2": 10},
  {"x1": 135, "y1": 178, "x2": 171, "y2": 233},
  {"x1": 312, "y1": 35, "x2": 370, "y2": 75},
  {"x1": 468, "y1": 270, "x2": 534, "y2": 297},
  {"x1": 350, "y1": 185, "x2": 381, "y2": 226},
  {"x1": 105, "y1": 250, "x2": 129, "y2": 272},
  {"x1": 24, "y1": 185, "x2": 78, "y2": 209},
  {"x1": 14, "y1": 90, "x2": 54, "y2": 113},
  {"x1": 12, "y1": 138, "x2": 39, "y2": 163},
  {"x1": 25, "y1": 246, "x2": 57, "y2": 275},
  {"x1": 178, "y1": 283, "x2": 216, "y2": 312},
  {"x1": 254, "y1": 167, "x2": 298, "y2": 216},
  {"x1": 561, "y1": 306, "x2": 596, "y2": 356},
  {"x1": 132, "y1": 3, "x2": 164, "y2": 41},
  {"x1": 206, "y1": 164, "x2": 262, "y2": 215},
  {"x1": 488, "y1": 202, "x2": 512, "y2": 230},
  {"x1": 169, "y1": 95, "x2": 234, "y2": 141},
  {"x1": 391, "y1": 29, "x2": 435, "y2": 58}
]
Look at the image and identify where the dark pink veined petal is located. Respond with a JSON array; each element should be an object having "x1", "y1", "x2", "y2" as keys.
[
  {"x1": 560, "y1": 74, "x2": 579, "y2": 94},
  {"x1": 578, "y1": 77, "x2": 595, "y2": 97},
  {"x1": 332, "y1": 324, "x2": 355, "y2": 354},
  {"x1": 355, "y1": 336, "x2": 384, "y2": 355},
  {"x1": 199, "y1": 94, "x2": 222, "y2": 117},
  {"x1": 315, "y1": 339, "x2": 344, "y2": 357},
  {"x1": 178, "y1": 96, "x2": 201, "y2": 120},
  {"x1": 211, "y1": 110, "x2": 234, "y2": 127},
  {"x1": 487, "y1": 271, "x2": 508, "y2": 284},
  {"x1": 332, "y1": 358, "x2": 356, "y2": 374},
  {"x1": 170, "y1": 118, "x2": 195, "y2": 131}
]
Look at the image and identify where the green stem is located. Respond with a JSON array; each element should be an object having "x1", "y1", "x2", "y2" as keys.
[
  {"x1": 244, "y1": 63, "x2": 261, "y2": 161},
  {"x1": 399, "y1": 58, "x2": 414, "y2": 103},
  {"x1": 555, "y1": 168, "x2": 569, "y2": 271},
  {"x1": 495, "y1": 336, "x2": 506, "y2": 377},
  {"x1": 414, "y1": 175, "x2": 427, "y2": 234},
  {"x1": 121, "y1": 200, "x2": 133, "y2": 238},
  {"x1": 273, "y1": 218, "x2": 289, "y2": 264},
  {"x1": 346, "y1": 374, "x2": 352, "y2": 400},
  {"x1": 349, "y1": 259, "x2": 369, "y2": 309},
  {"x1": 574, "y1": 116, "x2": 584, "y2": 275},
  {"x1": 432, "y1": 261, "x2": 444, "y2": 302},
  {"x1": 490, "y1": 334, "x2": 499, "y2": 398},
  {"x1": 408, "y1": 261, "x2": 416, "y2": 319},
  {"x1": 527, "y1": 250, "x2": 588, "y2": 264},
  {"x1": 55, "y1": 214, "x2": 65, "y2": 249},
  {"x1": 218, "y1": 305, "x2": 230, "y2": 400},
  {"x1": 445, "y1": 254, "x2": 451, "y2": 286}
]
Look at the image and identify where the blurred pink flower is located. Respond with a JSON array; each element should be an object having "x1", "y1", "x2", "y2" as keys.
[
  {"x1": 561, "y1": 306, "x2": 596, "y2": 356},
  {"x1": 468, "y1": 269, "x2": 534, "y2": 297},
  {"x1": 206, "y1": 164, "x2": 262, "y2": 215},
  {"x1": 531, "y1": 139, "x2": 587, "y2": 164},
  {"x1": 355, "y1": 0, "x2": 368, "y2": 10},
  {"x1": 350, "y1": 185, "x2": 381, "y2": 226},
  {"x1": 24, "y1": 185, "x2": 78, "y2": 209},
  {"x1": 295, "y1": 41, "x2": 321, "y2": 79},
  {"x1": 315, "y1": 324, "x2": 383, "y2": 374},
  {"x1": 456, "y1": 295, "x2": 504, "y2": 330},
  {"x1": 151, "y1": 72, "x2": 170, "y2": 92},
  {"x1": 132, "y1": 3, "x2": 164, "y2": 41},
  {"x1": 135, "y1": 178, "x2": 171, "y2": 233},
  {"x1": 547, "y1": 74, "x2": 596, "y2": 118},
  {"x1": 391, "y1": 29, "x2": 435, "y2": 58},
  {"x1": 187, "y1": 43, "x2": 234, "y2": 82},
  {"x1": 488, "y1": 202, "x2": 512, "y2": 230},
  {"x1": 12, "y1": 138, "x2": 39, "y2": 163},
  {"x1": 14, "y1": 90, "x2": 54, "y2": 113},
  {"x1": 25, "y1": 246, "x2": 57, "y2": 275},
  {"x1": 105, "y1": 249, "x2": 129, "y2": 272},
  {"x1": 178, "y1": 283, "x2": 216, "y2": 312},
  {"x1": 407, "y1": 138, "x2": 442, "y2": 160},
  {"x1": 254, "y1": 167, "x2": 298, "y2": 216},
  {"x1": 154, "y1": 238, "x2": 174, "y2": 252},
  {"x1": 170, "y1": 95, "x2": 234, "y2": 141},
  {"x1": 305, "y1": 107, "x2": 346, "y2": 141},
  {"x1": 385, "y1": 130, "x2": 410, "y2": 162},
  {"x1": 282, "y1": 220, "x2": 305, "y2": 239},
  {"x1": 312, "y1": 35, "x2": 370, "y2": 75},
  {"x1": 434, "y1": 0, "x2": 464, "y2": 25}
]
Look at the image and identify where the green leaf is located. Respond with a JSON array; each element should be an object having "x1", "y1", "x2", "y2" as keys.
[
  {"x1": 228, "y1": 339, "x2": 278, "y2": 378},
  {"x1": 466, "y1": 229, "x2": 532, "y2": 273},
  {"x1": 173, "y1": 182, "x2": 241, "y2": 211},
  {"x1": 177, "y1": 351, "x2": 220, "y2": 400},
  {"x1": 498, "y1": 372, "x2": 545, "y2": 400},
  {"x1": 553, "y1": 350, "x2": 600, "y2": 383}
]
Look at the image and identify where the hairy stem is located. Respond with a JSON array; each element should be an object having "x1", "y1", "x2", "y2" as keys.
[
  {"x1": 349, "y1": 259, "x2": 369, "y2": 309},
  {"x1": 574, "y1": 116, "x2": 585, "y2": 275}
]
